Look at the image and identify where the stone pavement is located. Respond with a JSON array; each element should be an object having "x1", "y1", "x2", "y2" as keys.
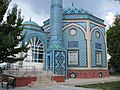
[
  {"x1": 59, "y1": 76, "x2": 120, "y2": 86},
  {"x1": 0, "y1": 85, "x2": 97, "y2": 90},
  {"x1": 0, "y1": 76, "x2": 120, "y2": 90}
]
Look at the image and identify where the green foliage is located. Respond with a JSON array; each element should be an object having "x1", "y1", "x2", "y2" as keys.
[
  {"x1": 107, "y1": 15, "x2": 120, "y2": 72},
  {"x1": 0, "y1": 0, "x2": 11, "y2": 22},
  {"x1": 0, "y1": 0, "x2": 28, "y2": 63},
  {"x1": 110, "y1": 72, "x2": 120, "y2": 77}
]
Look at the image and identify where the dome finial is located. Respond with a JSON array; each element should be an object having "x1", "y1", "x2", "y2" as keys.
[
  {"x1": 72, "y1": 2, "x2": 74, "y2": 7},
  {"x1": 30, "y1": 17, "x2": 31, "y2": 21}
]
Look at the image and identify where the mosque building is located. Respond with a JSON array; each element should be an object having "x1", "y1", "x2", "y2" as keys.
[{"x1": 21, "y1": 0, "x2": 109, "y2": 78}]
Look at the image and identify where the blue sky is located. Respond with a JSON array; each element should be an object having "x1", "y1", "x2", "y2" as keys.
[{"x1": 8, "y1": 0, "x2": 120, "y2": 29}]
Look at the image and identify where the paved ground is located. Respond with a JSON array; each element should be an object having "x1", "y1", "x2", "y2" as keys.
[
  {"x1": 0, "y1": 85, "x2": 97, "y2": 90},
  {"x1": 0, "y1": 76, "x2": 120, "y2": 90},
  {"x1": 59, "y1": 76, "x2": 120, "y2": 86}
]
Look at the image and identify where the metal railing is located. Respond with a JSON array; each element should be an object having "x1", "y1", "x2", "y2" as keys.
[
  {"x1": 4, "y1": 65, "x2": 36, "y2": 77},
  {"x1": 4, "y1": 65, "x2": 64, "y2": 78}
]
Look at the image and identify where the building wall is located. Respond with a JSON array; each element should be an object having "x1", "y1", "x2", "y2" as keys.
[
  {"x1": 21, "y1": 27, "x2": 48, "y2": 69},
  {"x1": 21, "y1": 2, "x2": 109, "y2": 78},
  {"x1": 62, "y1": 23, "x2": 87, "y2": 67},
  {"x1": 67, "y1": 69, "x2": 109, "y2": 78},
  {"x1": 90, "y1": 24, "x2": 107, "y2": 67}
]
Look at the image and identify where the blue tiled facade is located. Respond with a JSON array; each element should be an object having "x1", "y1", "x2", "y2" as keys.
[
  {"x1": 49, "y1": 0, "x2": 63, "y2": 50},
  {"x1": 91, "y1": 28, "x2": 106, "y2": 67},
  {"x1": 62, "y1": 25, "x2": 87, "y2": 67},
  {"x1": 22, "y1": 0, "x2": 107, "y2": 77}
]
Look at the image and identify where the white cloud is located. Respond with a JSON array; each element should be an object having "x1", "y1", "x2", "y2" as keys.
[
  {"x1": 8, "y1": 0, "x2": 49, "y2": 26},
  {"x1": 6, "y1": 0, "x2": 120, "y2": 27},
  {"x1": 105, "y1": 12, "x2": 115, "y2": 29},
  {"x1": 20, "y1": 3, "x2": 49, "y2": 26},
  {"x1": 107, "y1": 54, "x2": 111, "y2": 61}
]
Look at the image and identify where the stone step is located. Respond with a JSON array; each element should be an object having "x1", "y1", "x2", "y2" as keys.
[
  {"x1": 35, "y1": 79, "x2": 51, "y2": 82},
  {"x1": 28, "y1": 73, "x2": 57, "y2": 88},
  {"x1": 28, "y1": 79, "x2": 57, "y2": 87},
  {"x1": 28, "y1": 82, "x2": 57, "y2": 88},
  {"x1": 36, "y1": 76, "x2": 51, "y2": 81},
  {"x1": 32, "y1": 80, "x2": 56, "y2": 84},
  {"x1": 36, "y1": 80, "x2": 56, "y2": 83}
]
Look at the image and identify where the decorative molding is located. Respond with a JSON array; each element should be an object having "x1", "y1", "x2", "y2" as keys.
[
  {"x1": 90, "y1": 20, "x2": 106, "y2": 27},
  {"x1": 54, "y1": 50, "x2": 66, "y2": 75},
  {"x1": 95, "y1": 43, "x2": 102, "y2": 49},
  {"x1": 63, "y1": 7, "x2": 92, "y2": 15},
  {"x1": 68, "y1": 41, "x2": 78, "y2": 48},
  {"x1": 67, "y1": 67, "x2": 108, "y2": 70},
  {"x1": 63, "y1": 20, "x2": 88, "y2": 22}
]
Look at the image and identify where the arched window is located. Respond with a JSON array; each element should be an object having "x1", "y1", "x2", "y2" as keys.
[{"x1": 25, "y1": 36, "x2": 44, "y2": 63}]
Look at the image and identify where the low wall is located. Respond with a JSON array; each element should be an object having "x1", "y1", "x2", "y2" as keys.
[
  {"x1": 67, "y1": 70, "x2": 109, "y2": 78},
  {"x1": 16, "y1": 76, "x2": 37, "y2": 87},
  {"x1": 51, "y1": 76, "x2": 65, "y2": 82},
  {"x1": 2, "y1": 74, "x2": 37, "y2": 87}
]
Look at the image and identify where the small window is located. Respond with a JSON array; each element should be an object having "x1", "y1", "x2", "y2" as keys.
[
  {"x1": 96, "y1": 31, "x2": 100, "y2": 38},
  {"x1": 68, "y1": 50, "x2": 78, "y2": 65},
  {"x1": 69, "y1": 29, "x2": 77, "y2": 36},
  {"x1": 96, "y1": 52, "x2": 102, "y2": 65}
]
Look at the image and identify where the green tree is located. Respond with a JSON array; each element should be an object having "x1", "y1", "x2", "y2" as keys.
[
  {"x1": 0, "y1": 0, "x2": 28, "y2": 63},
  {"x1": 0, "y1": 0, "x2": 11, "y2": 22},
  {"x1": 107, "y1": 15, "x2": 120, "y2": 72}
]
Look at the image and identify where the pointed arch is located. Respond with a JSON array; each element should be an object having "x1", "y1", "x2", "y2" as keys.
[
  {"x1": 63, "y1": 23, "x2": 87, "y2": 39},
  {"x1": 23, "y1": 34, "x2": 45, "y2": 63},
  {"x1": 90, "y1": 26, "x2": 106, "y2": 43}
]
